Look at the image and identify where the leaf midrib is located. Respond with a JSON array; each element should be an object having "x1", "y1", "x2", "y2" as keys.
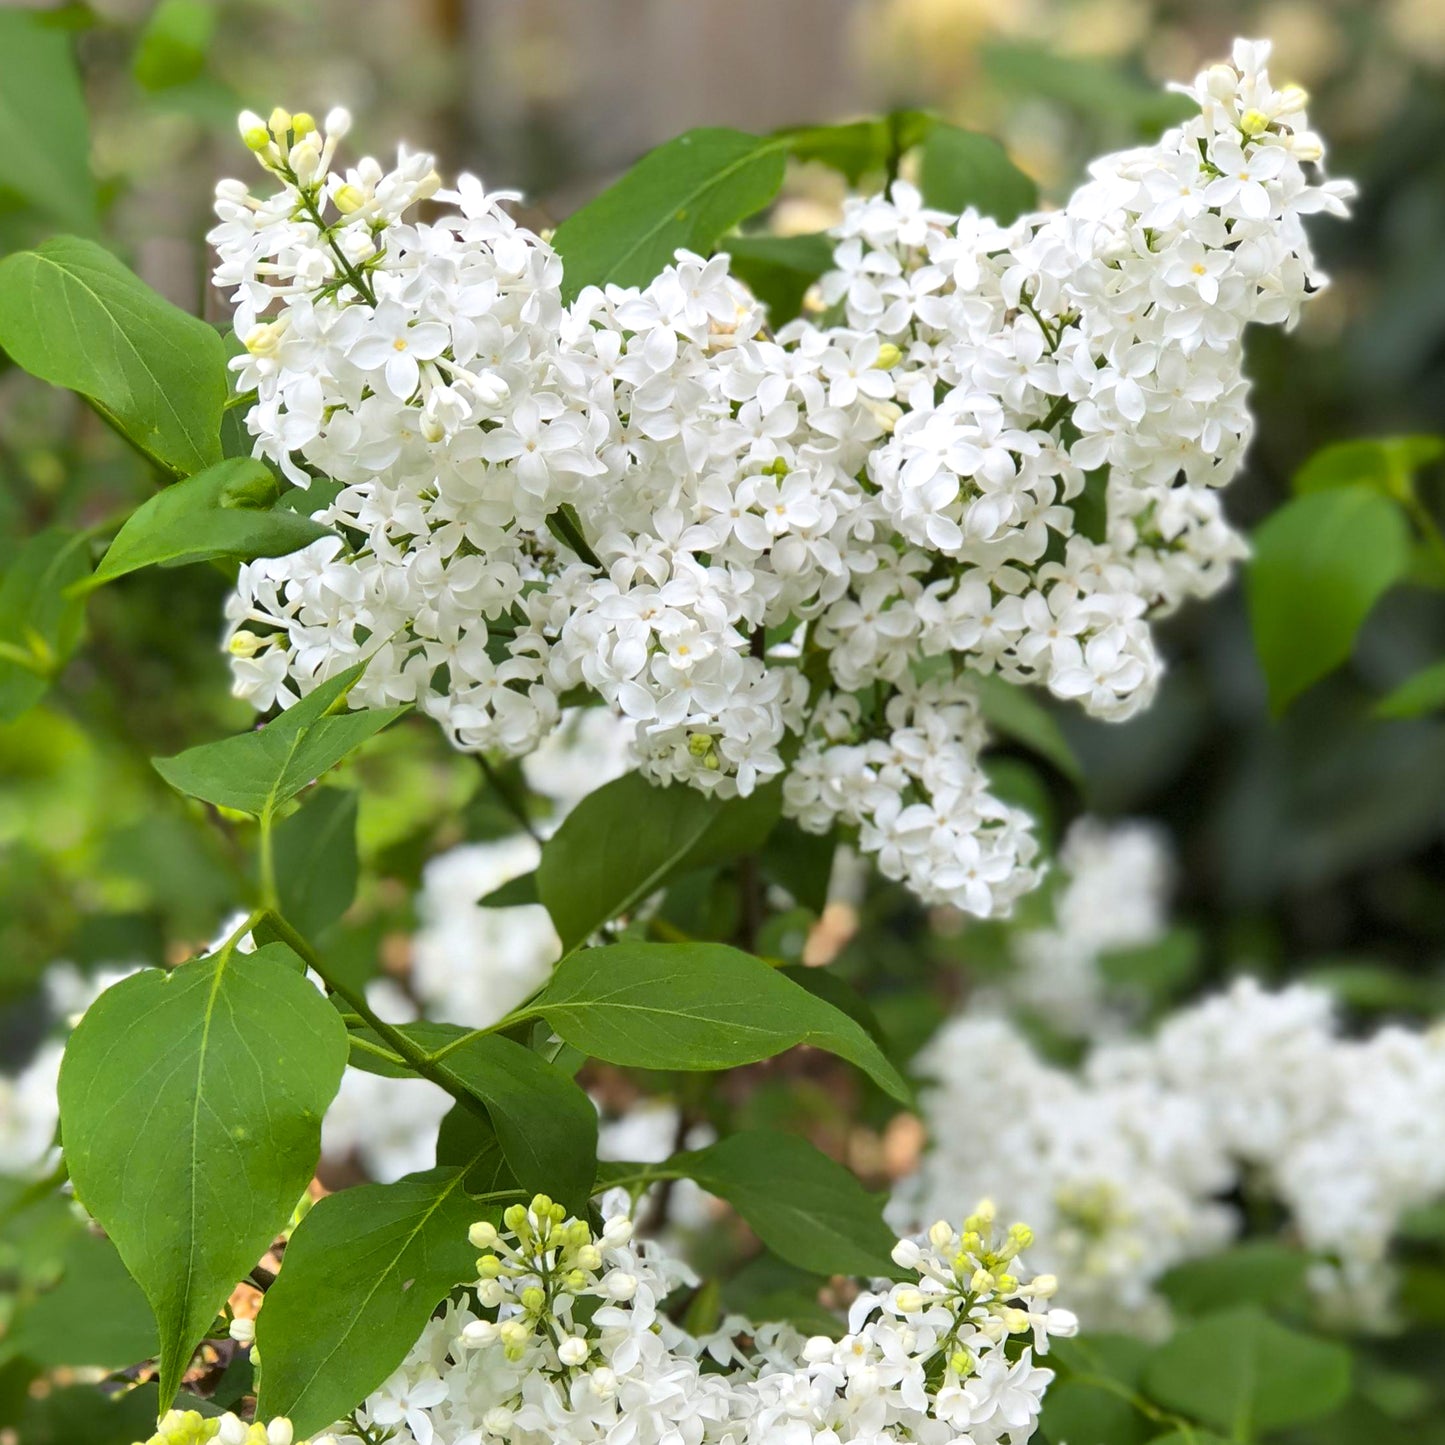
[{"x1": 10, "y1": 246, "x2": 216, "y2": 475}]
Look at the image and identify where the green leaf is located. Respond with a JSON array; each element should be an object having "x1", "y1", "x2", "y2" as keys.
[
  {"x1": 1293, "y1": 436, "x2": 1444, "y2": 497},
  {"x1": 552, "y1": 128, "x2": 787, "y2": 300},
  {"x1": 1040, "y1": 1380, "x2": 1152, "y2": 1445},
  {"x1": 537, "y1": 772, "x2": 780, "y2": 951},
  {"x1": 88, "y1": 458, "x2": 332, "y2": 587},
  {"x1": 968, "y1": 672, "x2": 1081, "y2": 782},
  {"x1": 1157, "y1": 1242, "x2": 1311, "y2": 1317},
  {"x1": 0, "y1": 237, "x2": 226, "y2": 477},
  {"x1": 1097, "y1": 927, "x2": 1201, "y2": 999},
  {"x1": 9, "y1": 1229, "x2": 158, "y2": 1370},
  {"x1": 982, "y1": 41, "x2": 1196, "y2": 134},
  {"x1": 675, "y1": 1130, "x2": 899, "y2": 1277},
  {"x1": 1072, "y1": 463, "x2": 1111, "y2": 544},
  {"x1": 14, "y1": 1383, "x2": 166, "y2": 1445},
  {"x1": 57, "y1": 947, "x2": 349, "y2": 1408},
  {"x1": 132, "y1": 0, "x2": 216, "y2": 91},
  {"x1": 1247, "y1": 486, "x2": 1412, "y2": 715},
  {"x1": 273, "y1": 786, "x2": 360, "y2": 938},
  {"x1": 529, "y1": 941, "x2": 911, "y2": 1102},
  {"x1": 479, "y1": 871, "x2": 540, "y2": 908},
  {"x1": 728, "y1": 232, "x2": 835, "y2": 326},
  {"x1": 437, "y1": 1034, "x2": 598, "y2": 1216},
  {"x1": 920, "y1": 123, "x2": 1037, "y2": 223},
  {"x1": 1376, "y1": 659, "x2": 1445, "y2": 720},
  {"x1": 1144, "y1": 1434, "x2": 1232, "y2": 1445},
  {"x1": 153, "y1": 662, "x2": 408, "y2": 816},
  {"x1": 0, "y1": 11, "x2": 96, "y2": 230},
  {"x1": 777, "y1": 112, "x2": 935, "y2": 183},
  {"x1": 1143, "y1": 1306, "x2": 1351, "y2": 1437},
  {"x1": 0, "y1": 528, "x2": 91, "y2": 723},
  {"x1": 256, "y1": 1166, "x2": 487, "y2": 1437}
]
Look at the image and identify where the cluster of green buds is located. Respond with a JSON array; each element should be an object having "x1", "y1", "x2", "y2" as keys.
[
  {"x1": 459, "y1": 1194, "x2": 623, "y2": 1365},
  {"x1": 891, "y1": 1199, "x2": 1062, "y2": 1379},
  {"x1": 137, "y1": 1409, "x2": 298, "y2": 1445},
  {"x1": 236, "y1": 106, "x2": 350, "y2": 186}
]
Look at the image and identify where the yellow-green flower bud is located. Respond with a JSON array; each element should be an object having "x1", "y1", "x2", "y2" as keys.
[
  {"x1": 333, "y1": 183, "x2": 366, "y2": 214},
  {"x1": 875, "y1": 342, "x2": 903, "y2": 369},
  {"x1": 291, "y1": 112, "x2": 316, "y2": 137},
  {"x1": 1240, "y1": 108, "x2": 1270, "y2": 137},
  {"x1": 476, "y1": 1254, "x2": 503, "y2": 1279},
  {"x1": 268, "y1": 107, "x2": 293, "y2": 138},
  {"x1": 520, "y1": 1285, "x2": 546, "y2": 1313}
]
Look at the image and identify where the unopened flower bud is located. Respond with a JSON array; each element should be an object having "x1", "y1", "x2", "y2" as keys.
[
  {"x1": 469, "y1": 1220, "x2": 499, "y2": 1249},
  {"x1": 602, "y1": 1269, "x2": 638, "y2": 1301},
  {"x1": 1029, "y1": 1273, "x2": 1058, "y2": 1298},
  {"x1": 1239, "y1": 108, "x2": 1270, "y2": 137},
  {"x1": 558, "y1": 1334, "x2": 590, "y2": 1366},
  {"x1": 228, "y1": 1315, "x2": 256, "y2": 1345},
  {"x1": 590, "y1": 1366, "x2": 618, "y2": 1399},
  {"x1": 228, "y1": 630, "x2": 265, "y2": 659},
  {"x1": 1206, "y1": 63, "x2": 1239, "y2": 100},
  {"x1": 476, "y1": 1253, "x2": 503, "y2": 1279},
  {"x1": 481, "y1": 1406, "x2": 514, "y2": 1434},
  {"x1": 333, "y1": 183, "x2": 366, "y2": 214},
  {"x1": 290, "y1": 112, "x2": 316, "y2": 138},
  {"x1": 874, "y1": 342, "x2": 903, "y2": 369},
  {"x1": 891, "y1": 1238, "x2": 922, "y2": 1269},
  {"x1": 462, "y1": 1318, "x2": 498, "y2": 1347},
  {"x1": 268, "y1": 107, "x2": 293, "y2": 137},
  {"x1": 243, "y1": 321, "x2": 286, "y2": 358},
  {"x1": 1277, "y1": 83, "x2": 1308, "y2": 115},
  {"x1": 894, "y1": 1287, "x2": 924, "y2": 1313},
  {"x1": 324, "y1": 106, "x2": 352, "y2": 139},
  {"x1": 602, "y1": 1216, "x2": 633, "y2": 1247}
]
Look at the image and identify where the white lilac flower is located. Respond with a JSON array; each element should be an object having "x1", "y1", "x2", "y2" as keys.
[
  {"x1": 903, "y1": 979, "x2": 1445, "y2": 1332},
  {"x1": 304, "y1": 1192, "x2": 1076, "y2": 1444},
  {"x1": 213, "y1": 42, "x2": 1349, "y2": 921}
]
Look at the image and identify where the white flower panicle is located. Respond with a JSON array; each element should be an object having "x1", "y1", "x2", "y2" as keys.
[
  {"x1": 975, "y1": 817, "x2": 1174, "y2": 1037},
  {"x1": 212, "y1": 42, "x2": 1349, "y2": 920},
  {"x1": 309, "y1": 1192, "x2": 1076, "y2": 1445},
  {"x1": 135, "y1": 1408, "x2": 300, "y2": 1445},
  {"x1": 903, "y1": 980, "x2": 1445, "y2": 1331}
]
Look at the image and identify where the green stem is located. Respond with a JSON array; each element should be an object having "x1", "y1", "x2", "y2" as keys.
[{"x1": 261, "y1": 907, "x2": 489, "y2": 1121}]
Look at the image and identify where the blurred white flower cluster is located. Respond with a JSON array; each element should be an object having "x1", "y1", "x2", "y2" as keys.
[
  {"x1": 213, "y1": 39, "x2": 1348, "y2": 921},
  {"x1": 311, "y1": 1192, "x2": 1076, "y2": 1445},
  {"x1": 902, "y1": 979, "x2": 1445, "y2": 1332},
  {"x1": 0, "y1": 963, "x2": 141, "y2": 1179},
  {"x1": 975, "y1": 817, "x2": 1174, "y2": 1037}
]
